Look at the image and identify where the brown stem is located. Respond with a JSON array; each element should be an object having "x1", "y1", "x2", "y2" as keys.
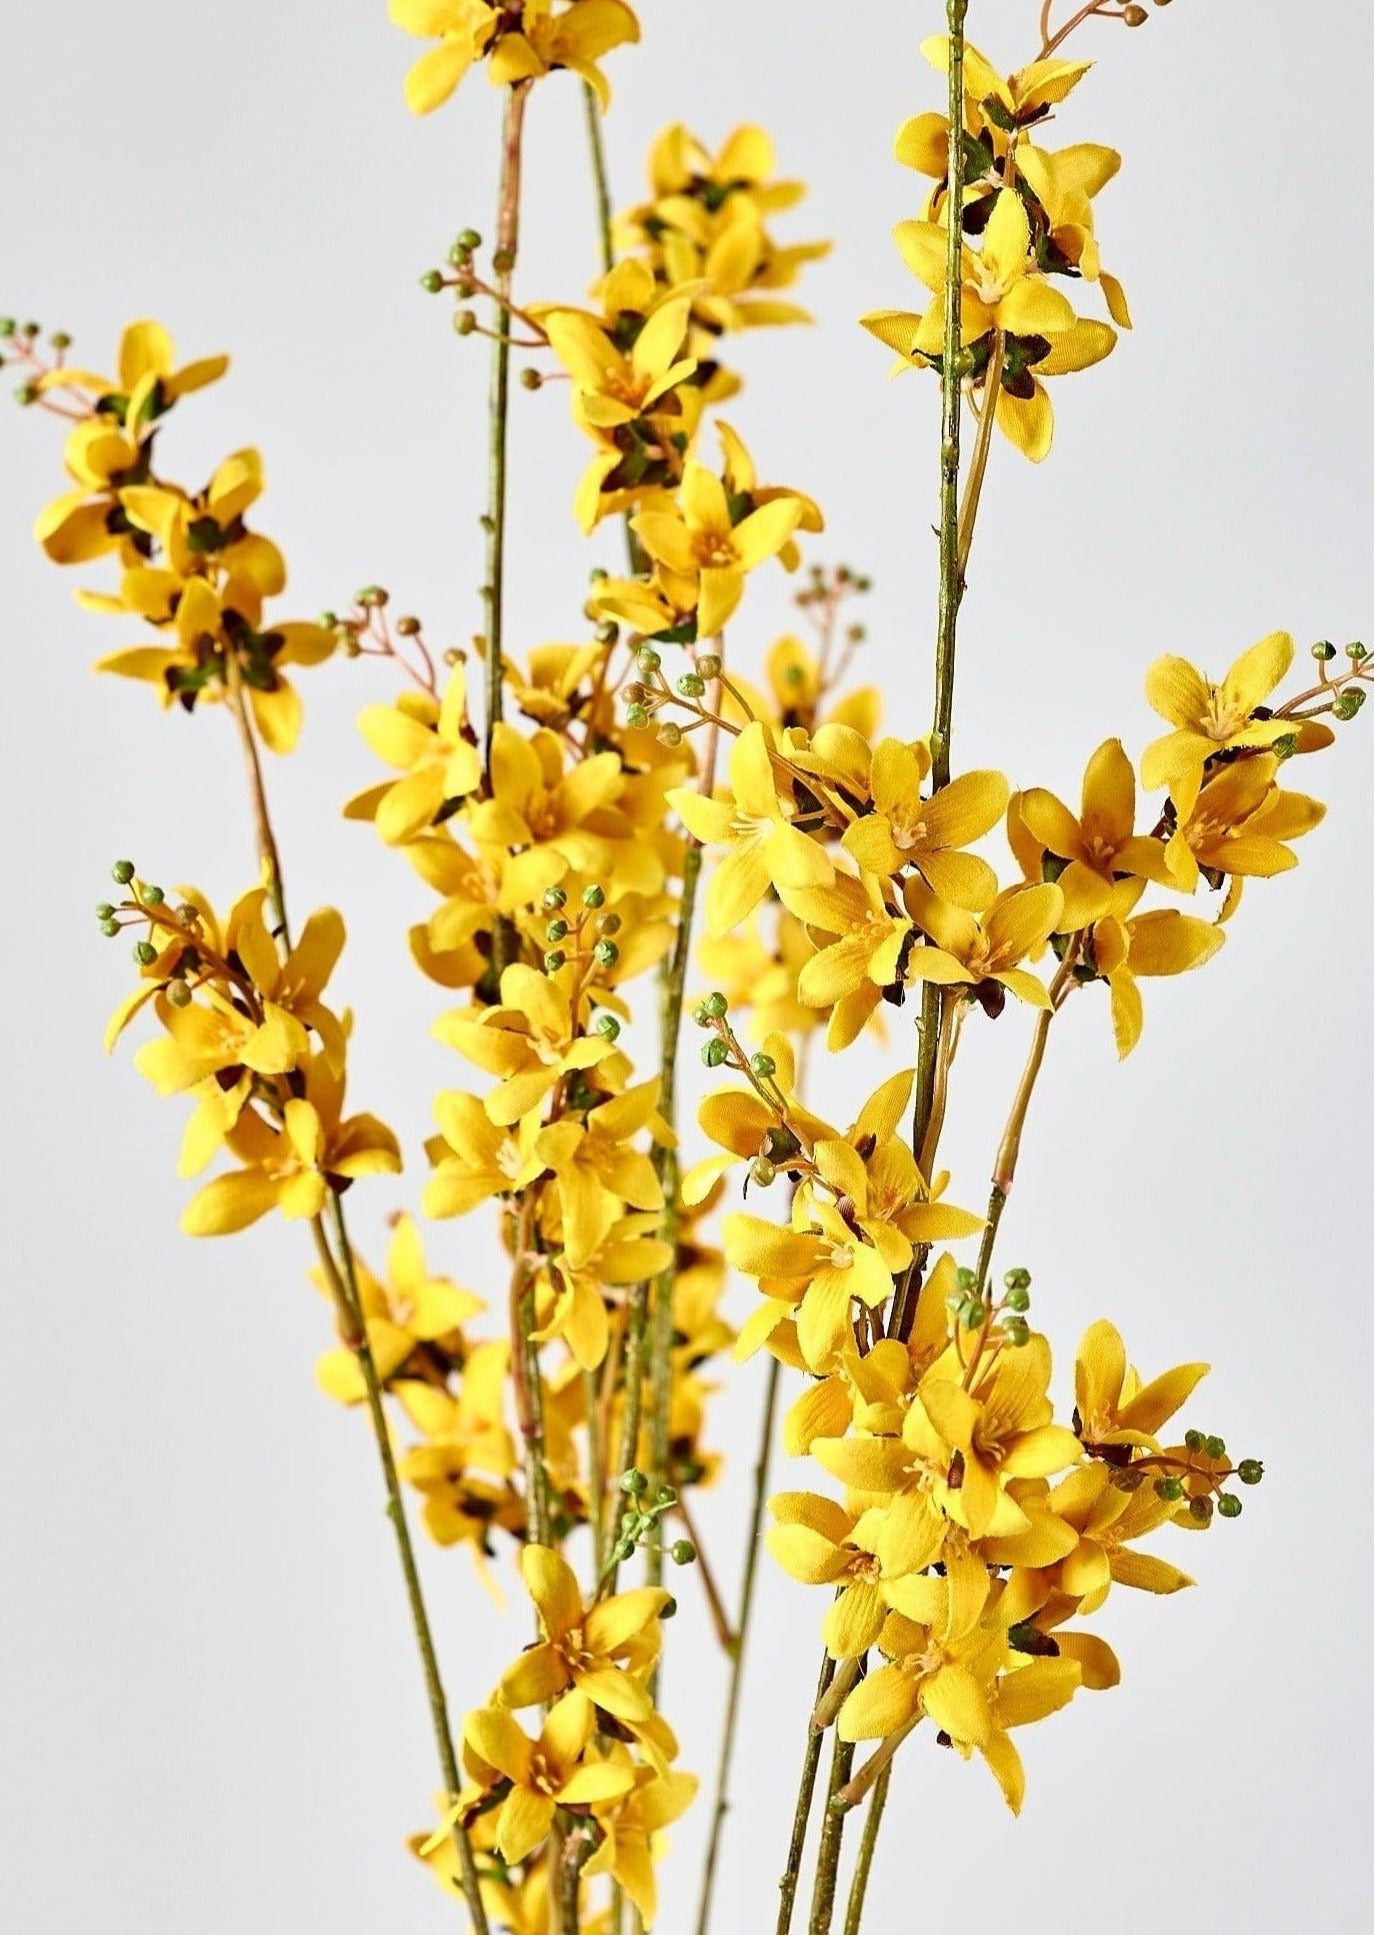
[
  {"x1": 775, "y1": 1657, "x2": 837, "y2": 1935},
  {"x1": 839, "y1": 1766, "x2": 891, "y2": 1935}
]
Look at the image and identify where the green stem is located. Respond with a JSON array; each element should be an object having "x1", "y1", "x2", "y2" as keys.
[
  {"x1": 582, "y1": 82, "x2": 616, "y2": 276},
  {"x1": 694, "y1": 1355, "x2": 781, "y2": 1935},
  {"x1": 929, "y1": 0, "x2": 969, "y2": 794},
  {"x1": 806, "y1": 1732, "x2": 856, "y2": 1935},
  {"x1": 840, "y1": 1769, "x2": 891, "y2": 1935},
  {"x1": 315, "y1": 1210, "x2": 490, "y2": 1935},
  {"x1": 775, "y1": 1657, "x2": 836, "y2": 1935},
  {"x1": 482, "y1": 81, "x2": 532, "y2": 775}
]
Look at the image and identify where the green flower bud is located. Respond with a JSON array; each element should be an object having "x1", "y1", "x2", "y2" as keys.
[
  {"x1": 593, "y1": 939, "x2": 619, "y2": 969},
  {"x1": 660, "y1": 1595, "x2": 678, "y2": 1619},
  {"x1": 704, "y1": 991, "x2": 729, "y2": 1019},
  {"x1": 1003, "y1": 1266, "x2": 1032, "y2": 1292},
  {"x1": 1238, "y1": 1459, "x2": 1264, "y2": 1485},
  {"x1": 544, "y1": 950, "x2": 566, "y2": 973},
  {"x1": 133, "y1": 940, "x2": 157, "y2": 966},
  {"x1": 166, "y1": 978, "x2": 193, "y2": 1008},
  {"x1": 1004, "y1": 1318, "x2": 1031, "y2": 1348},
  {"x1": 0, "y1": 319, "x2": 14, "y2": 338},
  {"x1": 595, "y1": 1014, "x2": 622, "y2": 1043},
  {"x1": 95, "y1": 902, "x2": 115, "y2": 921},
  {"x1": 454, "y1": 309, "x2": 477, "y2": 336},
  {"x1": 750, "y1": 1052, "x2": 777, "y2": 1081},
  {"x1": 657, "y1": 722, "x2": 684, "y2": 748},
  {"x1": 141, "y1": 884, "x2": 165, "y2": 906},
  {"x1": 696, "y1": 652, "x2": 723, "y2": 679},
  {"x1": 1184, "y1": 1428, "x2": 1205, "y2": 1451},
  {"x1": 1333, "y1": 688, "x2": 1365, "y2": 721},
  {"x1": 112, "y1": 859, "x2": 136, "y2": 885},
  {"x1": 703, "y1": 1038, "x2": 729, "y2": 1069},
  {"x1": 625, "y1": 703, "x2": 649, "y2": 730},
  {"x1": 1204, "y1": 1435, "x2": 1226, "y2": 1460},
  {"x1": 692, "y1": 1002, "x2": 712, "y2": 1027},
  {"x1": 13, "y1": 381, "x2": 37, "y2": 407},
  {"x1": 1345, "y1": 640, "x2": 1368, "y2": 661},
  {"x1": 1217, "y1": 1493, "x2": 1242, "y2": 1519},
  {"x1": 962, "y1": 1299, "x2": 987, "y2": 1330},
  {"x1": 669, "y1": 1539, "x2": 696, "y2": 1567},
  {"x1": 582, "y1": 884, "x2": 606, "y2": 910},
  {"x1": 419, "y1": 270, "x2": 444, "y2": 293},
  {"x1": 1154, "y1": 1475, "x2": 1185, "y2": 1502},
  {"x1": 1005, "y1": 1285, "x2": 1031, "y2": 1313},
  {"x1": 457, "y1": 228, "x2": 482, "y2": 252},
  {"x1": 545, "y1": 919, "x2": 569, "y2": 944},
  {"x1": 99, "y1": 919, "x2": 120, "y2": 938},
  {"x1": 637, "y1": 646, "x2": 661, "y2": 674},
  {"x1": 1188, "y1": 1495, "x2": 1214, "y2": 1524},
  {"x1": 750, "y1": 1156, "x2": 778, "y2": 1188},
  {"x1": 1311, "y1": 639, "x2": 1337, "y2": 661},
  {"x1": 542, "y1": 887, "x2": 567, "y2": 911},
  {"x1": 677, "y1": 672, "x2": 706, "y2": 699},
  {"x1": 955, "y1": 1267, "x2": 977, "y2": 1293},
  {"x1": 620, "y1": 1468, "x2": 648, "y2": 1497}
]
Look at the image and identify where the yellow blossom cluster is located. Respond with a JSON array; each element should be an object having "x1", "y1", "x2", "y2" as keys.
[{"x1": 389, "y1": 0, "x2": 641, "y2": 115}]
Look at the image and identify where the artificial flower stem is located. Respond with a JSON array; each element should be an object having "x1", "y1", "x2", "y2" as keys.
[
  {"x1": 313, "y1": 1207, "x2": 490, "y2": 1935},
  {"x1": 482, "y1": 80, "x2": 532, "y2": 775},
  {"x1": 775, "y1": 1656, "x2": 838, "y2": 1935},
  {"x1": 694, "y1": 1354, "x2": 781, "y2": 1935},
  {"x1": 225, "y1": 656, "x2": 289, "y2": 941},
  {"x1": 956, "y1": 331, "x2": 1006, "y2": 578},
  {"x1": 840, "y1": 1766, "x2": 891, "y2": 1935},
  {"x1": 806, "y1": 1731, "x2": 857, "y2": 1935},
  {"x1": 929, "y1": 0, "x2": 969, "y2": 795},
  {"x1": 582, "y1": 82, "x2": 615, "y2": 276}
]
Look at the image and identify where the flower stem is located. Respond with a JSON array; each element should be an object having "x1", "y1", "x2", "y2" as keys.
[
  {"x1": 694, "y1": 1354, "x2": 781, "y2": 1935},
  {"x1": 929, "y1": 0, "x2": 969, "y2": 795},
  {"x1": 482, "y1": 80, "x2": 532, "y2": 775},
  {"x1": 225, "y1": 655, "x2": 289, "y2": 939},
  {"x1": 775, "y1": 1657, "x2": 837, "y2": 1935},
  {"x1": 582, "y1": 82, "x2": 615, "y2": 276},
  {"x1": 315, "y1": 1211, "x2": 491, "y2": 1933},
  {"x1": 839, "y1": 1767, "x2": 891, "y2": 1935},
  {"x1": 805, "y1": 1732, "x2": 856, "y2": 1935}
]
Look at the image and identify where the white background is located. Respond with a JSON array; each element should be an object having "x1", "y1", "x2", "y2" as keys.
[{"x1": 2, "y1": 2, "x2": 1370, "y2": 1929}]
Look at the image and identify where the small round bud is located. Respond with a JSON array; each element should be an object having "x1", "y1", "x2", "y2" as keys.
[
  {"x1": 1217, "y1": 1494, "x2": 1242, "y2": 1519},
  {"x1": 1311, "y1": 639, "x2": 1337, "y2": 661},
  {"x1": 319, "y1": 610, "x2": 339, "y2": 629},
  {"x1": 696, "y1": 652, "x2": 722, "y2": 679},
  {"x1": 1003, "y1": 1267, "x2": 1032, "y2": 1292},
  {"x1": 112, "y1": 859, "x2": 136, "y2": 885},
  {"x1": 50, "y1": 329, "x2": 72, "y2": 350},
  {"x1": 141, "y1": 884, "x2": 165, "y2": 906},
  {"x1": 95, "y1": 902, "x2": 115, "y2": 921},
  {"x1": 594, "y1": 1013, "x2": 621, "y2": 1042},
  {"x1": 543, "y1": 950, "x2": 566, "y2": 973},
  {"x1": 133, "y1": 940, "x2": 157, "y2": 966},
  {"x1": 597, "y1": 912, "x2": 622, "y2": 937},
  {"x1": 692, "y1": 1002, "x2": 712, "y2": 1027},
  {"x1": 542, "y1": 887, "x2": 567, "y2": 911},
  {"x1": 593, "y1": 939, "x2": 620, "y2": 970},
  {"x1": 955, "y1": 1267, "x2": 977, "y2": 1294},
  {"x1": 13, "y1": 381, "x2": 37, "y2": 407},
  {"x1": 1204, "y1": 1435, "x2": 1226, "y2": 1460},
  {"x1": 660, "y1": 1595, "x2": 678, "y2": 1618},
  {"x1": 750, "y1": 1156, "x2": 778, "y2": 1188},
  {"x1": 703, "y1": 1038, "x2": 729, "y2": 1069},
  {"x1": 1238, "y1": 1459, "x2": 1264, "y2": 1486},
  {"x1": 1123, "y1": 3, "x2": 1148, "y2": 21},
  {"x1": 99, "y1": 918, "x2": 120, "y2": 938},
  {"x1": 1004, "y1": 1317, "x2": 1030, "y2": 1349},
  {"x1": 625, "y1": 703, "x2": 649, "y2": 730},
  {"x1": 519, "y1": 367, "x2": 542, "y2": 391},
  {"x1": 1005, "y1": 1285, "x2": 1031, "y2": 1314},
  {"x1": 1154, "y1": 1475, "x2": 1185, "y2": 1502},
  {"x1": 419, "y1": 270, "x2": 444, "y2": 293},
  {"x1": 1333, "y1": 688, "x2": 1365, "y2": 721},
  {"x1": 166, "y1": 978, "x2": 193, "y2": 1009},
  {"x1": 357, "y1": 584, "x2": 387, "y2": 607},
  {"x1": 636, "y1": 646, "x2": 662, "y2": 674},
  {"x1": 457, "y1": 228, "x2": 482, "y2": 251},
  {"x1": 545, "y1": 918, "x2": 569, "y2": 943},
  {"x1": 0, "y1": 319, "x2": 14, "y2": 338},
  {"x1": 395, "y1": 615, "x2": 421, "y2": 636},
  {"x1": 454, "y1": 309, "x2": 477, "y2": 336},
  {"x1": 657, "y1": 722, "x2": 684, "y2": 748},
  {"x1": 582, "y1": 884, "x2": 606, "y2": 910},
  {"x1": 1345, "y1": 640, "x2": 1368, "y2": 661},
  {"x1": 1188, "y1": 1495, "x2": 1214, "y2": 1524},
  {"x1": 620, "y1": 1468, "x2": 648, "y2": 1497},
  {"x1": 669, "y1": 1539, "x2": 697, "y2": 1567},
  {"x1": 1184, "y1": 1428, "x2": 1205, "y2": 1451},
  {"x1": 962, "y1": 1299, "x2": 987, "y2": 1330},
  {"x1": 676, "y1": 672, "x2": 706, "y2": 699},
  {"x1": 704, "y1": 992, "x2": 729, "y2": 1019},
  {"x1": 750, "y1": 1052, "x2": 777, "y2": 1081}
]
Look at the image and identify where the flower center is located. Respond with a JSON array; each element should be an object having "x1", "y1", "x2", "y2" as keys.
[
  {"x1": 891, "y1": 817, "x2": 927, "y2": 852},
  {"x1": 693, "y1": 531, "x2": 739, "y2": 570},
  {"x1": 1202, "y1": 691, "x2": 1247, "y2": 742}
]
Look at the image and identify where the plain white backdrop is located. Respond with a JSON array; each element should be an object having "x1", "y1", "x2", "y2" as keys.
[{"x1": 2, "y1": 2, "x2": 1371, "y2": 1929}]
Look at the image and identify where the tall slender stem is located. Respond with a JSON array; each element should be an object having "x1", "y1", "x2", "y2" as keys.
[
  {"x1": 840, "y1": 1768, "x2": 891, "y2": 1935},
  {"x1": 775, "y1": 1658, "x2": 836, "y2": 1935},
  {"x1": 956, "y1": 331, "x2": 1005, "y2": 577},
  {"x1": 582, "y1": 82, "x2": 616, "y2": 276},
  {"x1": 694, "y1": 1355, "x2": 781, "y2": 1935},
  {"x1": 225, "y1": 681, "x2": 488, "y2": 1933},
  {"x1": 929, "y1": 0, "x2": 969, "y2": 794},
  {"x1": 806, "y1": 1733, "x2": 856, "y2": 1935},
  {"x1": 482, "y1": 81, "x2": 532, "y2": 774}
]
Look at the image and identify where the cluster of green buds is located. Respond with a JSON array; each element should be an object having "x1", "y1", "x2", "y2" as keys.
[
  {"x1": 1146, "y1": 1430, "x2": 1264, "y2": 1524},
  {"x1": 96, "y1": 862, "x2": 201, "y2": 1007},
  {"x1": 606, "y1": 1468, "x2": 695, "y2": 1578},
  {"x1": 2, "y1": 316, "x2": 70, "y2": 406},
  {"x1": 1308, "y1": 637, "x2": 1369, "y2": 723},
  {"x1": 539, "y1": 885, "x2": 625, "y2": 1005},
  {"x1": 945, "y1": 1263, "x2": 1032, "y2": 1347},
  {"x1": 623, "y1": 640, "x2": 723, "y2": 749},
  {"x1": 321, "y1": 584, "x2": 443, "y2": 694}
]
